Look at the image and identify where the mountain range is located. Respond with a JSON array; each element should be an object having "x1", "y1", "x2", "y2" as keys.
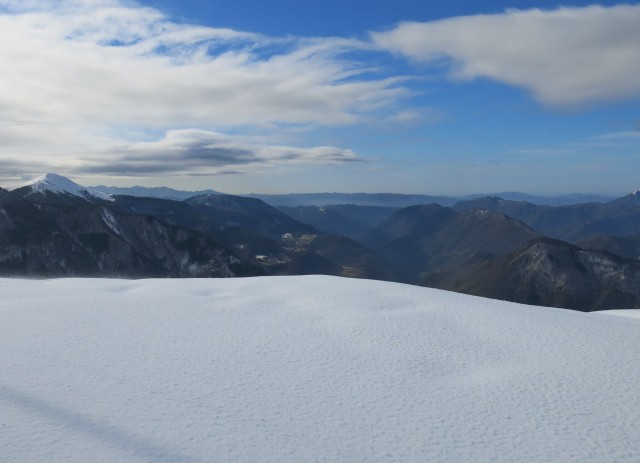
[
  {"x1": 242, "y1": 192, "x2": 615, "y2": 207},
  {"x1": 85, "y1": 184, "x2": 614, "y2": 208},
  {"x1": 422, "y1": 238, "x2": 640, "y2": 312},
  {"x1": 4, "y1": 173, "x2": 640, "y2": 311},
  {"x1": 453, "y1": 193, "x2": 640, "y2": 242},
  {"x1": 1, "y1": 176, "x2": 258, "y2": 278},
  {"x1": 361, "y1": 204, "x2": 540, "y2": 278},
  {"x1": 275, "y1": 204, "x2": 399, "y2": 240},
  {"x1": 1, "y1": 174, "x2": 403, "y2": 282},
  {"x1": 91, "y1": 184, "x2": 221, "y2": 201}
]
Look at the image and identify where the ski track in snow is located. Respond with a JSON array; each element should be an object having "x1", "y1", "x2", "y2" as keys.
[{"x1": 0, "y1": 276, "x2": 639, "y2": 462}]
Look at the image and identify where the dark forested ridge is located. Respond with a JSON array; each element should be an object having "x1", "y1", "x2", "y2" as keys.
[
  {"x1": 361, "y1": 204, "x2": 539, "y2": 280},
  {"x1": 422, "y1": 238, "x2": 640, "y2": 312},
  {"x1": 453, "y1": 193, "x2": 640, "y2": 242}
]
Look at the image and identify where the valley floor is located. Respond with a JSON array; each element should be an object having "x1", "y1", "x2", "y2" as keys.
[{"x1": 1, "y1": 276, "x2": 639, "y2": 462}]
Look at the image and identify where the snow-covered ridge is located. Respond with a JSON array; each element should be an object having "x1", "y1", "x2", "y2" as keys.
[
  {"x1": 1, "y1": 275, "x2": 639, "y2": 462},
  {"x1": 10, "y1": 173, "x2": 113, "y2": 201}
]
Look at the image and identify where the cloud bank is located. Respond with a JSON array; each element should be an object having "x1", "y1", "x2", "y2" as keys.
[
  {"x1": 73, "y1": 129, "x2": 361, "y2": 176},
  {"x1": 372, "y1": 4, "x2": 640, "y2": 107}
]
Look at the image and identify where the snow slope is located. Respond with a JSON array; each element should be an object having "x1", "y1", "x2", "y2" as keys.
[{"x1": 1, "y1": 276, "x2": 639, "y2": 462}]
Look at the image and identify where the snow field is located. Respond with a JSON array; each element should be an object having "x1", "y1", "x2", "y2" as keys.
[{"x1": 0, "y1": 276, "x2": 639, "y2": 462}]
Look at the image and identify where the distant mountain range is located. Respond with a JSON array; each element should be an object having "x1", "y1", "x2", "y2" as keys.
[
  {"x1": 86, "y1": 184, "x2": 614, "y2": 208},
  {"x1": 249, "y1": 192, "x2": 614, "y2": 207},
  {"x1": 453, "y1": 193, "x2": 640, "y2": 242},
  {"x1": 247, "y1": 192, "x2": 458, "y2": 207},
  {"x1": 91, "y1": 184, "x2": 220, "y2": 201},
  {"x1": 275, "y1": 204, "x2": 399, "y2": 240},
  {"x1": 2, "y1": 173, "x2": 640, "y2": 311}
]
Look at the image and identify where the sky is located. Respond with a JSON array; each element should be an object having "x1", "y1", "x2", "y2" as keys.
[{"x1": 0, "y1": 0, "x2": 639, "y2": 195}]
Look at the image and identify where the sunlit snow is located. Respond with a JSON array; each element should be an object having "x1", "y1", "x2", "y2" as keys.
[{"x1": 1, "y1": 276, "x2": 639, "y2": 462}]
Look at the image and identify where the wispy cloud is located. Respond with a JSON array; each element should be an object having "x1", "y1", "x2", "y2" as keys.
[
  {"x1": 372, "y1": 5, "x2": 640, "y2": 107},
  {"x1": 0, "y1": 0, "x2": 401, "y2": 179},
  {"x1": 515, "y1": 129, "x2": 640, "y2": 158},
  {"x1": 592, "y1": 131, "x2": 640, "y2": 140},
  {"x1": 73, "y1": 129, "x2": 361, "y2": 176}
]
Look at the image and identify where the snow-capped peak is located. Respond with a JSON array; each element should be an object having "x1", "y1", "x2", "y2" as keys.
[
  {"x1": 621, "y1": 190, "x2": 640, "y2": 201},
  {"x1": 12, "y1": 173, "x2": 113, "y2": 201}
]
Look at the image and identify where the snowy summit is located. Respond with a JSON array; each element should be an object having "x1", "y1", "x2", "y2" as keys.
[
  {"x1": 1, "y1": 276, "x2": 639, "y2": 462},
  {"x1": 11, "y1": 173, "x2": 113, "y2": 201}
]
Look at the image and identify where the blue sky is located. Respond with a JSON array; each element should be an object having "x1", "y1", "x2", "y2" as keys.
[
  {"x1": 147, "y1": 0, "x2": 624, "y2": 35},
  {"x1": 0, "y1": 0, "x2": 638, "y2": 195}
]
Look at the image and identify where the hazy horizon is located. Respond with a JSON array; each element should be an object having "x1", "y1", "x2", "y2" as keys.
[{"x1": 0, "y1": 172, "x2": 627, "y2": 198}]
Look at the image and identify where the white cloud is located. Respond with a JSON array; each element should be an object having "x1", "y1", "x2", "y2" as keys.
[
  {"x1": 0, "y1": 0, "x2": 402, "y2": 179},
  {"x1": 372, "y1": 5, "x2": 640, "y2": 107},
  {"x1": 0, "y1": 0, "x2": 404, "y2": 128}
]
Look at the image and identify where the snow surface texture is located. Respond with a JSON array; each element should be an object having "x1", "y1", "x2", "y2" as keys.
[
  {"x1": 11, "y1": 173, "x2": 113, "y2": 201},
  {"x1": 1, "y1": 276, "x2": 639, "y2": 462}
]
